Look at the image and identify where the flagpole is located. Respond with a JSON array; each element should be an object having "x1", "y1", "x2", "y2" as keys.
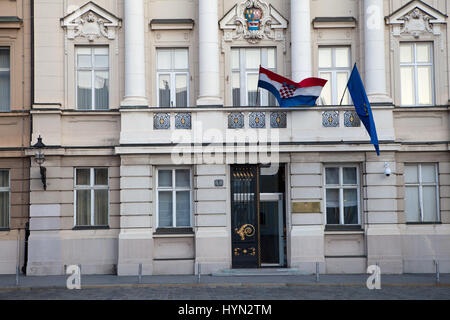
[
  {"x1": 339, "y1": 83, "x2": 349, "y2": 106},
  {"x1": 339, "y1": 63, "x2": 356, "y2": 106},
  {"x1": 256, "y1": 65, "x2": 261, "y2": 107}
]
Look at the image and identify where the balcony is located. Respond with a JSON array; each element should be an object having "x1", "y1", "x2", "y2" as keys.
[{"x1": 117, "y1": 105, "x2": 397, "y2": 155}]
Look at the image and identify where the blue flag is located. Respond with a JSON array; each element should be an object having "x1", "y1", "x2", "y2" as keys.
[{"x1": 347, "y1": 64, "x2": 380, "y2": 156}]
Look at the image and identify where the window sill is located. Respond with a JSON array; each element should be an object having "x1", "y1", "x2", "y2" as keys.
[
  {"x1": 406, "y1": 222, "x2": 442, "y2": 225},
  {"x1": 153, "y1": 228, "x2": 194, "y2": 237},
  {"x1": 325, "y1": 225, "x2": 363, "y2": 232},
  {"x1": 72, "y1": 225, "x2": 110, "y2": 230}
]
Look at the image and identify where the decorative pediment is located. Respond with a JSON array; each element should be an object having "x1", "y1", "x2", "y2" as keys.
[
  {"x1": 61, "y1": 1, "x2": 121, "y2": 41},
  {"x1": 219, "y1": 0, "x2": 288, "y2": 50},
  {"x1": 386, "y1": 0, "x2": 447, "y2": 38}
]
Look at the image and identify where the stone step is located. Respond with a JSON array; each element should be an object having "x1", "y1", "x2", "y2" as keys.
[{"x1": 212, "y1": 268, "x2": 309, "y2": 276}]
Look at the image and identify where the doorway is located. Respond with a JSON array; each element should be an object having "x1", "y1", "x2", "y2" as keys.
[{"x1": 231, "y1": 164, "x2": 286, "y2": 268}]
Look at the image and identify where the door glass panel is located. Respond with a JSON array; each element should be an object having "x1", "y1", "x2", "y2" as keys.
[
  {"x1": 319, "y1": 72, "x2": 331, "y2": 105},
  {"x1": 247, "y1": 73, "x2": 259, "y2": 106},
  {"x1": 232, "y1": 72, "x2": 240, "y2": 106},
  {"x1": 267, "y1": 48, "x2": 276, "y2": 69},
  {"x1": 335, "y1": 47, "x2": 349, "y2": 68},
  {"x1": 245, "y1": 49, "x2": 260, "y2": 69},
  {"x1": 157, "y1": 50, "x2": 171, "y2": 69},
  {"x1": 174, "y1": 49, "x2": 188, "y2": 69},
  {"x1": 175, "y1": 74, "x2": 187, "y2": 107},
  {"x1": 337, "y1": 72, "x2": 349, "y2": 105},
  {"x1": 319, "y1": 48, "x2": 332, "y2": 68},
  {"x1": 158, "y1": 74, "x2": 171, "y2": 107},
  {"x1": 260, "y1": 201, "x2": 279, "y2": 264},
  {"x1": 231, "y1": 49, "x2": 240, "y2": 70}
]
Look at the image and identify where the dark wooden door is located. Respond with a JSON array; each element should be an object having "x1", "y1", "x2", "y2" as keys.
[{"x1": 231, "y1": 165, "x2": 259, "y2": 268}]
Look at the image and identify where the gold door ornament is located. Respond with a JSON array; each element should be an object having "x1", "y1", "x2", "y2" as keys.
[{"x1": 235, "y1": 224, "x2": 255, "y2": 240}]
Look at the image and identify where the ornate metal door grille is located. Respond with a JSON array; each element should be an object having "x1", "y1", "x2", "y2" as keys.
[{"x1": 231, "y1": 165, "x2": 259, "y2": 268}]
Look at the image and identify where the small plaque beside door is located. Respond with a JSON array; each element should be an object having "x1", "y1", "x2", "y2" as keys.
[{"x1": 292, "y1": 201, "x2": 321, "y2": 213}]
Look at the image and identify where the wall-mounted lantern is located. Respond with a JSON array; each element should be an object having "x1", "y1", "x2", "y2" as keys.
[{"x1": 32, "y1": 135, "x2": 47, "y2": 190}]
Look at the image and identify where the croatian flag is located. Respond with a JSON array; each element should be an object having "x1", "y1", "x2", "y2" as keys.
[{"x1": 258, "y1": 66, "x2": 328, "y2": 107}]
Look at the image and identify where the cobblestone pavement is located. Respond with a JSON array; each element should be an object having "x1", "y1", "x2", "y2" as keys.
[{"x1": 1, "y1": 285, "x2": 450, "y2": 300}]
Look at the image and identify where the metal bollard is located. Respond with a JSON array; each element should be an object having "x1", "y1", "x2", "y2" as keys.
[
  {"x1": 16, "y1": 265, "x2": 19, "y2": 286},
  {"x1": 435, "y1": 260, "x2": 440, "y2": 284},
  {"x1": 197, "y1": 263, "x2": 201, "y2": 283},
  {"x1": 138, "y1": 263, "x2": 142, "y2": 284},
  {"x1": 315, "y1": 262, "x2": 319, "y2": 282}
]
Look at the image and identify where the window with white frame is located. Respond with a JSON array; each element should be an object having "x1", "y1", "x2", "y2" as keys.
[
  {"x1": 404, "y1": 163, "x2": 439, "y2": 222},
  {"x1": 400, "y1": 42, "x2": 433, "y2": 106},
  {"x1": 157, "y1": 48, "x2": 189, "y2": 107},
  {"x1": 74, "y1": 168, "x2": 109, "y2": 227},
  {"x1": 0, "y1": 170, "x2": 10, "y2": 229},
  {"x1": 318, "y1": 46, "x2": 351, "y2": 105},
  {"x1": 231, "y1": 47, "x2": 277, "y2": 106},
  {"x1": 324, "y1": 165, "x2": 360, "y2": 225},
  {"x1": 157, "y1": 168, "x2": 192, "y2": 228},
  {"x1": 0, "y1": 48, "x2": 10, "y2": 112},
  {"x1": 76, "y1": 47, "x2": 109, "y2": 110}
]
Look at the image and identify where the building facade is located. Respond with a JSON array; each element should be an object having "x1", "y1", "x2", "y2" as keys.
[
  {"x1": 0, "y1": 0, "x2": 449, "y2": 275},
  {"x1": 0, "y1": 0, "x2": 31, "y2": 275}
]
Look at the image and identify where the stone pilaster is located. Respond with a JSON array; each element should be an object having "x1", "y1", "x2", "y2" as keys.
[
  {"x1": 196, "y1": 0, "x2": 223, "y2": 106},
  {"x1": 291, "y1": 0, "x2": 312, "y2": 82},
  {"x1": 121, "y1": 0, "x2": 148, "y2": 107}
]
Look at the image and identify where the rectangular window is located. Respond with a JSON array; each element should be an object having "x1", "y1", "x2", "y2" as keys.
[
  {"x1": 231, "y1": 48, "x2": 277, "y2": 107},
  {"x1": 400, "y1": 42, "x2": 433, "y2": 106},
  {"x1": 157, "y1": 168, "x2": 192, "y2": 228},
  {"x1": 318, "y1": 46, "x2": 351, "y2": 105},
  {"x1": 76, "y1": 47, "x2": 109, "y2": 110},
  {"x1": 324, "y1": 165, "x2": 360, "y2": 225},
  {"x1": 74, "y1": 168, "x2": 109, "y2": 227},
  {"x1": 404, "y1": 164, "x2": 439, "y2": 222},
  {"x1": 0, "y1": 48, "x2": 10, "y2": 111},
  {"x1": 0, "y1": 170, "x2": 10, "y2": 229},
  {"x1": 157, "y1": 49, "x2": 189, "y2": 107}
]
